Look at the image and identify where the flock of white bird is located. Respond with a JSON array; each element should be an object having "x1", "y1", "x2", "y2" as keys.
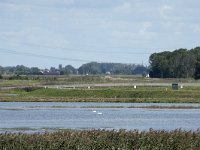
[{"x1": 92, "y1": 110, "x2": 102, "y2": 115}]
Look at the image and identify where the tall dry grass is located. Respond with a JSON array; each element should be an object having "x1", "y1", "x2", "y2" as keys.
[{"x1": 0, "y1": 129, "x2": 200, "y2": 150}]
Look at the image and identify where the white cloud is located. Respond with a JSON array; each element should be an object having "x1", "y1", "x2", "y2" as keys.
[
  {"x1": 160, "y1": 4, "x2": 173, "y2": 19},
  {"x1": 113, "y1": 2, "x2": 132, "y2": 14},
  {"x1": 0, "y1": 0, "x2": 200, "y2": 67},
  {"x1": 191, "y1": 24, "x2": 200, "y2": 33},
  {"x1": 139, "y1": 22, "x2": 152, "y2": 33}
]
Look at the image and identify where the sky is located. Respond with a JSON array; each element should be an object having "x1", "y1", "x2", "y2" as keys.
[{"x1": 0, "y1": 0, "x2": 200, "y2": 68}]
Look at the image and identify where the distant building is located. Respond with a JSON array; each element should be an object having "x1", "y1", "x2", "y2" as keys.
[
  {"x1": 40, "y1": 69, "x2": 60, "y2": 75},
  {"x1": 59, "y1": 64, "x2": 62, "y2": 71},
  {"x1": 106, "y1": 71, "x2": 111, "y2": 75}
]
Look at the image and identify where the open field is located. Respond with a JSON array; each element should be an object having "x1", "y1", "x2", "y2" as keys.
[
  {"x1": 1, "y1": 86, "x2": 200, "y2": 103},
  {"x1": 0, "y1": 129, "x2": 200, "y2": 150},
  {"x1": 1, "y1": 75, "x2": 200, "y2": 87},
  {"x1": 1, "y1": 75, "x2": 200, "y2": 103}
]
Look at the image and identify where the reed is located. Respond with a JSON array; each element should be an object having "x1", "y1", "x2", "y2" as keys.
[{"x1": 0, "y1": 129, "x2": 200, "y2": 150}]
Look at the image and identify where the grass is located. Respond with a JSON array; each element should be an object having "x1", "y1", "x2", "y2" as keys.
[
  {"x1": 127, "y1": 105, "x2": 200, "y2": 109},
  {"x1": 0, "y1": 87, "x2": 200, "y2": 103},
  {"x1": 1, "y1": 75, "x2": 200, "y2": 86},
  {"x1": 1, "y1": 75, "x2": 200, "y2": 103},
  {"x1": 0, "y1": 75, "x2": 139, "y2": 87},
  {"x1": 1, "y1": 86, "x2": 200, "y2": 103},
  {"x1": 0, "y1": 79, "x2": 41, "y2": 87},
  {"x1": 0, "y1": 129, "x2": 200, "y2": 150}
]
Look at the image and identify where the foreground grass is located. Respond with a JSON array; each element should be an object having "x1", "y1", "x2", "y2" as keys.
[
  {"x1": 1, "y1": 86, "x2": 200, "y2": 103},
  {"x1": 0, "y1": 129, "x2": 200, "y2": 150}
]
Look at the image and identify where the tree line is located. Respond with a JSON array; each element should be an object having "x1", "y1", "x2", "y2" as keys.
[
  {"x1": 0, "y1": 65, "x2": 77, "y2": 76},
  {"x1": 149, "y1": 47, "x2": 200, "y2": 79},
  {"x1": 1, "y1": 47, "x2": 200, "y2": 79},
  {"x1": 78, "y1": 62, "x2": 148, "y2": 75},
  {"x1": 0, "y1": 62, "x2": 148, "y2": 76}
]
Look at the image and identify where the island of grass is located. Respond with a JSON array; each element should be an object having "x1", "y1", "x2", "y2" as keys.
[{"x1": 1, "y1": 85, "x2": 200, "y2": 103}]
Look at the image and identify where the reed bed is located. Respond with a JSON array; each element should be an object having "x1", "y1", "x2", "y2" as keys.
[{"x1": 0, "y1": 129, "x2": 200, "y2": 150}]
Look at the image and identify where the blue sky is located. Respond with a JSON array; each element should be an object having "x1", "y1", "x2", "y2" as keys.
[{"x1": 0, "y1": 0, "x2": 200, "y2": 68}]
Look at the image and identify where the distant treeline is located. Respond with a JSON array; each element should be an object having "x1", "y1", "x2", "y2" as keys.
[
  {"x1": 149, "y1": 47, "x2": 200, "y2": 79},
  {"x1": 78, "y1": 62, "x2": 148, "y2": 75},
  {"x1": 0, "y1": 62, "x2": 148, "y2": 76}
]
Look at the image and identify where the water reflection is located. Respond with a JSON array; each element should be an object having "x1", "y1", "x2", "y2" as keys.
[{"x1": 0, "y1": 102, "x2": 200, "y2": 132}]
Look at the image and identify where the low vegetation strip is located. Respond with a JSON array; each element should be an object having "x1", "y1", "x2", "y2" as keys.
[
  {"x1": 0, "y1": 129, "x2": 200, "y2": 150},
  {"x1": 1, "y1": 87, "x2": 200, "y2": 103},
  {"x1": 11, "y1": 87, "x2": 200, "y2": 102}
]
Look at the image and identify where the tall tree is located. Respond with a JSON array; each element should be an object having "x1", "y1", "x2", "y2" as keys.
[
  {"x1": 194, "y1": 59, "x2": 200, "y2": 79},
  {"x1": 149, "y1": 47, "x2": 200, "y2": 78}
]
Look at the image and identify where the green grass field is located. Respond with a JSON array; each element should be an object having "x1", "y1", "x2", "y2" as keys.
[
  {"x1": 0, "y1": 75, "x2": 199, "y2": 86},
  {"x1": 1, "y1": 76, "x2": 200, "y2": 103},
  {"x1": 1, "y1": 86, "x2": 200, "y2": 103}
]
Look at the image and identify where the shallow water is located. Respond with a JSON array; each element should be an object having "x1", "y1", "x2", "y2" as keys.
[{"x1": 0, "y1": 102, "x2": 200, "y2": 132}]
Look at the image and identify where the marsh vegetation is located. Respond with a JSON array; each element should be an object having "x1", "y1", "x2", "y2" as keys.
[
  {"x1": 0, "y1": 129, "x2": 200, "y2": 150},
  {"x1": 1, "y1": 86, "x2": 200, "y2": 103},
  {"x1": 1, "y1": 76, "x2": 200, "y2": 149}
]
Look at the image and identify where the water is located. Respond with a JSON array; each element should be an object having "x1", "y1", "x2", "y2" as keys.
[{"x1": 0, "y1": 102, "x2": 200, "y2": 132}]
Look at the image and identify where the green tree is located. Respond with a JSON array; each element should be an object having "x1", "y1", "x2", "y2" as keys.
[
  {"x1": 149, "y1": 51, "x2": 172, "y2": 78},
  {"x1": 78, "y1": 62, "x2": 142, "y2": 75},
  {"x1": 30, "y1": 67, "x2": 41, "y2": 75},
  {"x1": 194, "y1": 59, "x2": 200, "y2": 79},
  {"x1": 15, "y1": 65, "x2": 30, "y2": 75},
  {"x1": 63, "y1": 65, "x2": 77, "y2": 75},
  {"x1": 149, "y1": 47, "x2": 200, "y2": 78},
  {"x1": 0, "y1": 66, "x2": 4, "y2": 74}
]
